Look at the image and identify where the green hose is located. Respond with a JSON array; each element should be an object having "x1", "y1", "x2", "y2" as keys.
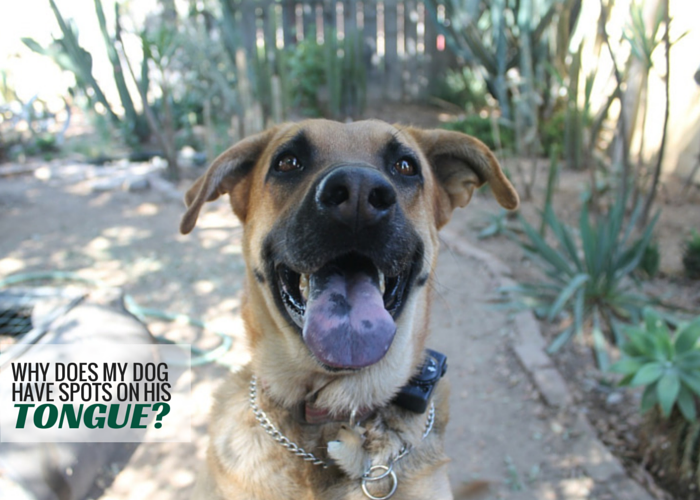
[{"x1": 0, "y1": 271, "x2": 233, "y2": 367}]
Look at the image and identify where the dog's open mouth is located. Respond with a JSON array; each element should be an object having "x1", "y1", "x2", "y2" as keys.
[{"x1": 274, "y1": 253, "x2": 417, "y2": 369}]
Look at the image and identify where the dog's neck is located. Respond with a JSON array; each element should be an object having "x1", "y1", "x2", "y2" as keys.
[
  {"x1": 252, "y1": 340, "x2": 419, "y2": 420},
  {"x1": 254, "y1": 348, "x2": 446, "y2": 428}
]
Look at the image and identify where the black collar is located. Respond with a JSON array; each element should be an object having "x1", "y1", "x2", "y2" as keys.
[{"x1": 296, "y1": 349, "x2": 447, "y2": 424}]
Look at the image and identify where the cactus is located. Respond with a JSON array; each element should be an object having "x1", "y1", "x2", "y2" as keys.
[
  {"x1": 22, "y1": 0, "x2": 118, "y2": 124},
  {"x1": 94, "y1": 0, "x2": 149, "y2": 143},
  {"x1": 424, "y1": 0, "x2": 578, "y2": 154},
  {"x1": 323, "y1": 28, "x2": 367, "y2": 119}
]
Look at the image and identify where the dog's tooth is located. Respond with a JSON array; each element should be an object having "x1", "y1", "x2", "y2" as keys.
[
  {"x1": 299, "y1": 273, "x2": 309, "y2": 301},
  {"x1": 378, "y1": 271, "x2": 385, "y2": 294}
]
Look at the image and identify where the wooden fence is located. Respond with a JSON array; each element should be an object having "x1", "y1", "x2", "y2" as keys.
[{"x1": 222, "y1": 0, "x2": 456, "y2": 103}]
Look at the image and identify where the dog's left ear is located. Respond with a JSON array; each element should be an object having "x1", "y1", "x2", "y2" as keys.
[
  {"x1": 407, "y1": 128, "x2": 519, "y2": 228},
  {"x1": 180, "y1": 128, "x2": 276, "y2": 234}
]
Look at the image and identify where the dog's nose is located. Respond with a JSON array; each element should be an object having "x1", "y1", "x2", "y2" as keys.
[{"x1": 316, "y1": 166, "x2": 397, "y2": 230}]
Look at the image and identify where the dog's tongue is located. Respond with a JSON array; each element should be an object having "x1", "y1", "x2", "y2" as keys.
[{"x1": 302, "y1": 268, "x2": 396, "y2": 369}]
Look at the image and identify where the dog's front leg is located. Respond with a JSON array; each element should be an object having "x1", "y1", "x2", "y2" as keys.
[{"x1": 327, "y1": 424, "x2": 369, "y2": 479}]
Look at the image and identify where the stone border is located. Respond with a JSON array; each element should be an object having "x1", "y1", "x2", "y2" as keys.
[{"x1": 440, "y1": 227, "x2": 655, "y2": 500}]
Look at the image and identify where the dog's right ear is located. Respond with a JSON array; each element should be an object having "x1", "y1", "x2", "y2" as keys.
[{"x1": 180, "y1": 128, "x2": 276, "y2": 234}]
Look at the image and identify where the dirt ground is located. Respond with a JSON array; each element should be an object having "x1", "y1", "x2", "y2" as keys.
[{"x1": 1, "y1": 106, "x2": 699, "y2": 499}]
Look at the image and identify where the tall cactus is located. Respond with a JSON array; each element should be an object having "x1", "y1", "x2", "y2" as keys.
[
  {"x1": 424, "y1": 0, "x2": 573, "y2": 130},
  {"x1": 94, "y1": 0, "x2": 149, "y2": 143},
  {"x1": 23, "y1": 0, "x2": 118, "y2": 124}
]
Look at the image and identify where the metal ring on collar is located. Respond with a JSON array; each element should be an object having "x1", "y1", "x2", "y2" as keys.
[
  {"x1": 361, "y1": 465, "x2": 398, "y2": 500},
  {"x1": 362, "y1": 462, "x2": 393, "y2": 482}
]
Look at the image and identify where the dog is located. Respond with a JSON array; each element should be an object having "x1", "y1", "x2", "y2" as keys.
[{"x1": 180, "y1": 119, "x2": 519, "y2": 500}]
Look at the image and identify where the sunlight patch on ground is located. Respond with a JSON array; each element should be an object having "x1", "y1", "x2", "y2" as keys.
[
  {"x1": 130, "y1": 203, "x2": 160, "y2": 217},
  {"x1": 193, "y1": 280, "x2": 215, "y2": 294},
  {"x1": 196, "y1": 227, "x2": 242, "y2": 251},
  {"x1": 170, "y1": 469, "x2": 196, "y2": 488},
  {"x1": 78, "y1": 265, "x2": 128, "y2": 287},
  {"x1": 561, "y1": 477, "x2": 594, "y2": 497},
  {"x1": 217, "y1": 297, "x2": 241, "y2": 312},
  {"x1": 197, "y1": 208, "x2": 241, "y2": 230},
  {"x1": 100, "y1": 470, "x2": 158, "y2": 500},
  {"x1": 102, "y1": 226, "x2": 152, "y2": 244},
  {"x1": 129, "y1": 257, "x2": 164, "y2": 278},
  {"x1": 0, "y1": 257, "x2": 25, "y2": 275},
  {"x1": 85, "y1": 236, "x2": 113, "y2": 260},
  {"x1": 221, "y1": 244, "x2": 243, "y2": 254},
  {"x1": 64, "y1": 181, "x2": 94, "y2": 196},
  {"x1": 89, "y1": 192, "x2": 118, "y2": 208}
]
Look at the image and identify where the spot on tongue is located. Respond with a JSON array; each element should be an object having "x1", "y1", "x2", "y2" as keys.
[{"x1": 302, "y1": 270, "x2": 396, "y2": 369}]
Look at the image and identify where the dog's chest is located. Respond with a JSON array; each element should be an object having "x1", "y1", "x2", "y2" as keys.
[{"x1": 209, "y1": 375, "x2": 446, "y2": 500}]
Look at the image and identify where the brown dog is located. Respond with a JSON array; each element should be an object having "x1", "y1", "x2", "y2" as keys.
[{"x1": 180, "y1": 119, "x2": 518, "y2": 500}]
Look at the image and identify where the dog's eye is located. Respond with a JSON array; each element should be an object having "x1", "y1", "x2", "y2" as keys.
[
  {"x1": 276, "y1": 154, "x2": 303, "y2": 173},
  {"x1": 394, "y1": 158, "x2": 417, "y2": 176}
]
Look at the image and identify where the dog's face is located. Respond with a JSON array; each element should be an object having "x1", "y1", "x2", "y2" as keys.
[{"x1": 181, "y1": 119, "x2": 518, "y2": 412}]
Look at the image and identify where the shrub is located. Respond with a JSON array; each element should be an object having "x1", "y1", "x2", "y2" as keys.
[
  {"x1": 612, "y1": 308, "x2": 700, "y2": 420},
  {"x1": 284, "y1": 30, "x2": 366, "y2": 119},
  {"x1": 683, "y1": 230, "x2": 700, "y2": 280},
  {"x1": 509, "y1": 197, "x2": 659, "y2": 368},
  {"x1": 637, "y1": 239, "x2": 660, "y2": 279},
  {"x1": 285, "y1": 38, "x2": 326, "y2": 116},
  {"x1": 433, "y1": 66, "x2": 488, "y2": 111}
]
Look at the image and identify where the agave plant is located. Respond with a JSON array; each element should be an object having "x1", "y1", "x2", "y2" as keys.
[
  {"x1": 612, "y1": 308, "x2": 700, "y2": 420},
  {"x1": 509, "y1": 196, "x2": 659, "y2": 368},
  {"x1": 473, "y1": 209, "x2": 518, "y2": 240},
  {"x1": 613, "y1": 309, "x2": 700, "y2": 490}
]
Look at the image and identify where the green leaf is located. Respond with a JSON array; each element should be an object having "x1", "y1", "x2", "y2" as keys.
[
  {"x1": 675, "y1": 318, "x2": 700, "y2": 354},
  {"x1": 626, "y1": 328, "x2": 657, "y2": 357},
  {"x1": 641, "y1": 383, "x2": 658, "y2": 413},
  {"x1": 614, "y1": 212, "x2": 659, "y2": 279},
  {"x1": 630, "y1": 362, "x2": 664, "y2": 387},
  {"x1": 657, "y1": 371, "x2": 680, "y2": 418},
  {"x1": 573, "y1": 287, "x2": 585, "y2": 337},
  {"x1": 609, "y1": 316, "x2": 626, "y2": 348},
  {"x1": 620, "y1": 327, "x2": 650, "y2": 357},
  {"x1": 545, "y1": 208, "x2": 582, "y2": 271},
  {"x1": 546, "y1": 273, "x2": 589, "y2": 322},
  {"x1": 610, "y1": 357, "x2": 645, "y2": 376},
  {"x1": 677, "y1": 350, "x2": 700, "y2": 370},
  {"x1": 679, "y1": 371, "x2": 700, "y2": 397},
  {"x1": 547, "y1": 326, "x2": 575, "y2": 354},
  {"x1": 579, "y1": 203, "x2": 596, "y2": 275},
  {"x1": 478, "y1": 224, "x2": 500, "y2": 239},
  {"x1": 21, "y1": 37, "x2": 49, "y2": 55},
  {"x1": 592, "y1": 310, "x2": 609, "y2": 371},
  {"x1": 677, "y1": 385, "x2": 697, "y2": 422},
  {"x1": 519, "y1": 216, "x2": 574, "y2": 277},
  {"x1": 644, "y1": 307, "x2": 665, "y2": 333},
  {"x1": 656, "y1": 326, "x2": 674, "y2": 361}
]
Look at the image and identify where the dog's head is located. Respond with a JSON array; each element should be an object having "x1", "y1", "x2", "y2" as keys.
[{"x1": 181, "y1": 120, "x2": 518, "y2": 411}]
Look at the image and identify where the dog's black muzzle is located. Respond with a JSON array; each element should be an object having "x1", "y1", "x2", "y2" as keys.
[{"x1": 274, "y1": 164, "x2": 419, "y2": 276}]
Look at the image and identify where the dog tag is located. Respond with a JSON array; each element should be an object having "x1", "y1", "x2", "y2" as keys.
[{"x1": 392, "y1": 349, "x2": 447, "y2": 414}]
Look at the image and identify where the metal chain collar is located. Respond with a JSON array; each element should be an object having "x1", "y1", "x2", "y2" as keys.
[
  {"x1": 249, "y1": 376, "x2": 436, "y2": 500},
  {"x1": 249, "y1": 375, "x2": 328, "y2": 467}
]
